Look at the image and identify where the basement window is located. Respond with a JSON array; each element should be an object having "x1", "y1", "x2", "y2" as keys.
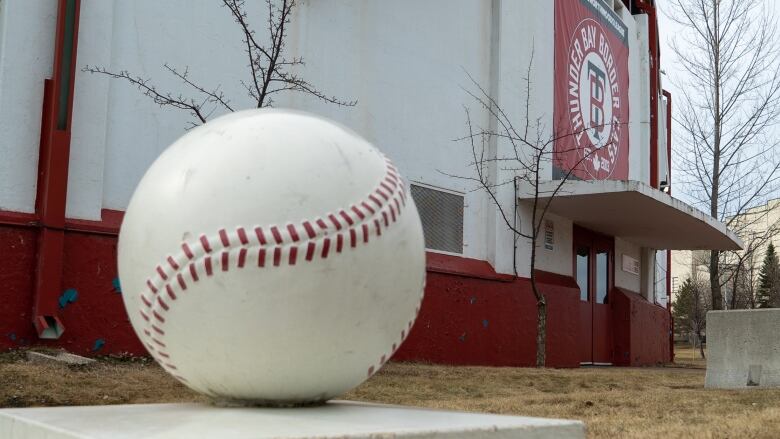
[{"x1": 410, "y1": 183, "x2": 464, "y2": 254}]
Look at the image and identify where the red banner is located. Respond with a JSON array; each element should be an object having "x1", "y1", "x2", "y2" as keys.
[{"x1": 553, "y1": 0, "x2": 630, "y2": 180}]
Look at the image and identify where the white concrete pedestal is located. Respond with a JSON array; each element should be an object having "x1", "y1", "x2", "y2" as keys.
[
  {"x1": 0, "y1": 400, "x2": 585, "y2": 438},
  {"x1": 706, "y1": 309, "x2": 780, "y2": 388}
]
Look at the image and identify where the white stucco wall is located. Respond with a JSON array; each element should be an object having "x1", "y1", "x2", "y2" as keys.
[
  {"x1": 496, "y1": 0, "x2": 555, "y2": 277},
  {"x1": 0, "y1": 0, "x2": 56, "y2": 213},
  {"x1": 275, "y1": 0, "x2": 494, "y2": 262},
  {"x1": 535, "y1": 213, "x2": 574, "y2": 277},
  {"x1": 640, "y1": 247, "x2": 656, "y2": 301},
  {"x1": 0, "y1": 0, "x2": 665, "y2": 287},
  {"x1": 90, "y1": 0, "x2": 254, "y2": 218},
  {"x1": 632, "y1": 14, "x2": 651, "y2": 185},
  {"x1": 58, "y1": 0, "x2": 495, "y2": 255},
  {"x1": 615, "y1": 237, "x2": 641, "y2": 293},
  {"x1": 62, "y1": 0, "x2": 498, "y2": 260},
  {"x1": 67, "y1": 0, "x2": 113, "y2": 220}
]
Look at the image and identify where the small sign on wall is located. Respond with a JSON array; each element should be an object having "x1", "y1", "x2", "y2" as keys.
[
  {"x1": 544, "y1": 220, "x2": 554, "y2": 250},
  {"x1": 622, "y1": 254, "x2": 640, "y2": 275}
]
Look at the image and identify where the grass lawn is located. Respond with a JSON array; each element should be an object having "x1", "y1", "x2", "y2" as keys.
[
  {"x1": 2, "y1": 346, "x2": 779, "y2": 438},
  {"x1": 672, "y1": 344, "x2": 707, "y2": 368}
]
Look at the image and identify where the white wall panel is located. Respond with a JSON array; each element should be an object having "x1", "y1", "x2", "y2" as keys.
[
  {"x1": 42, "y1": 0, "x2": 659, "y2": 279},
  {"x1": 66, "y1": 0, "x2": 114, "y2": 220},
  {"x1": 0, "y1": 0, "x2": 56, "y2": 213},
  {"x1": 615, "y1": 237, "x2": 641, "y2": 293}
]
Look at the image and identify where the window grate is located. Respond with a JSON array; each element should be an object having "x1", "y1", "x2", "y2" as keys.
[{"x1": 410, "y1": 184, "x2": 464, "y2": 254}]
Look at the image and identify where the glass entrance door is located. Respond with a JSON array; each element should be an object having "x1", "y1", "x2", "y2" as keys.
[
  {"x1": 574, "y1": 226, "x2": 614, "y2": 365},
  {"x1": 576, "y1": 244, "x2": 592, "y2": 364}
]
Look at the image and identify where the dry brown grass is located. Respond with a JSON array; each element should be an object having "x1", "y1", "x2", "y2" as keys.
[
  {"x1": 2, "y1": 347, "x2": 780, "y2": 438},
  {"x1": 672, "y1": 344, "x2": 708, "y2": 369},
  {"x1": 347, "y1": 363, "x2": 780, "y2": 439},
  {"x1": 0, "y1": 350, "x2": 204, "y2": 408}
]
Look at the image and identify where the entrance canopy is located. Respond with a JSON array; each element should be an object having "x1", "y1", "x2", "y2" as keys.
[{"x1": 519, "y1": 180, "x2": 742, "y2": 250}]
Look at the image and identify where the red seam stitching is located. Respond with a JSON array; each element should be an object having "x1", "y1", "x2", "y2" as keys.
[
  {"x1": 138, "y1": 157, "x2": 414, "y2": 378},
  {"x1": 238, "y1": 248, "x2": 247, "y2": 267},
  {"x1": 237, "y1": 227, "x2": 249, "y2": 245},
  {"x1": 305, "y1": 242, "x2": 316, "y2": 261},
  {"x1": 258, "y1": 248, "x2": 266, "y2": 267},
  {"x1": 200, "y1": 235, "x2": 212, "y2": 253},
  {"x1": 328, "y1": 214, "x2": 342, "y2": 230},
  {"x1": 255, "y1": 227, "x2": 267, "y2": 245},
  {"x1": 219, "y1": 229, "x2": 230, "y2": 247},
  {"x1": 303, "y1": 221, "x2": 316, "y2": 239},
  {"x1": 339, "y1": 210, "x2": 355, "y2": 226},
  {"x1": 273, "y1": 247, "x2": 282, "y2": 266},
  {"x1": 221, "y1": 252, "x2": 229, "y2": 271},
  {"x1": 287, "y1": 224, "x2": 300, "y2": 242},
  {"x1": 176, "y1": 273, "x2": 187, "y2": 290},
  {"x1": 350, "y1": 205, "x2": 365, "y2": 220},
  {"x1": 182, "y1": 243, "x2": 194, "y2": 259},
  {"x1": 167, "y1": 256, "x2": 179, "y2": 271},
  {"x1": 289, "y1": 246, "x2": 298, "y2": 265},
  {"x1": 270, "y1": 226, "x2": 284, "y2": 245}
]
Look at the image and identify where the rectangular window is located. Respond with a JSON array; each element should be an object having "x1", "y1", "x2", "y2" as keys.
[
  {"x1": 410, "y1": 184, "x2": 464, "y2": 254},
  {"x1": 577, "y1": 246, "x2": 589, "y2": 301},
  {"x1": 596, "y1": 251, "x2": 609, "y2": 304}
]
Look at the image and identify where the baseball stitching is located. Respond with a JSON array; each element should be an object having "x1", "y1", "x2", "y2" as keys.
[{"x1": 136, "y1": 156, "x2": 423, "y2": 385}]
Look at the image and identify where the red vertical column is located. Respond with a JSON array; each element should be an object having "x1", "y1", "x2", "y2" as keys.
[
  {"x1": 663, "y1": 89, "x2": 673, "y2": 361},
  {"x1": 636, "y1": 0, "x2": 660, "y2": 188},
  {"x1": 32, "y1": 0, "x2": 81, "y2": 338}
]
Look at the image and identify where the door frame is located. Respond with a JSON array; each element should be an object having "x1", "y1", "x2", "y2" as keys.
[{"x1": 573, "y1": 225, "x2": 615, "y2": 365}]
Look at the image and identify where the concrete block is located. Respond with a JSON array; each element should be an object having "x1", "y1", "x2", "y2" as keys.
[
  {"x1": 26, "y1": 351, "x2": 96, "y2": 366},
  {"x1": 0, "y1": 401, "x2": 586, "y2": 438},
  {"x1": 705, "y1": 309, "x2": 780, "y2": 388}
]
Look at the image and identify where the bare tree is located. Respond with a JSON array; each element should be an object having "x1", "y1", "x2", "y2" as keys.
[
  {"x1": 84, "y1": 0, "x2": 355, "y2": 129},
  {"x1": 668, "y1": 0, "x2": 780, "y2": 309},
  {"x1": 446, "y1": 58, "x2": 615, "y2": 367},
  {"x1": 673, "y1": 277, "x2": 711, "y2": 359}
]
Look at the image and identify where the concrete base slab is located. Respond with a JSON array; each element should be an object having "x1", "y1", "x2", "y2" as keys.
[
  {"x1": 26, "y1": 351, "x2": 96, "y2": 366},
  {"x1": 0, "y1": 401, "x2": 585, "y2": 438},
  {"x1": 706, "y1": 309, "x2": 780, "y2": 388}
]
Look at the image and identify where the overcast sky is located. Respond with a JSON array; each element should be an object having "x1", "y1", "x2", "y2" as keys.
[
  {"x1": 656, "y1": 0, "x2": 688, "y2": 197},
  {"x1": 656, "y1": 0, "x2": 780, "y2": 209}
]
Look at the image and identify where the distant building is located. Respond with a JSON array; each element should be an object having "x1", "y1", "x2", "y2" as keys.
[
  {"x1": 671, "y1": 199, "x2": 780, "y2": 306},
  {"x1": 0, "y1": 0, "x2": 740, "y2": 366}
]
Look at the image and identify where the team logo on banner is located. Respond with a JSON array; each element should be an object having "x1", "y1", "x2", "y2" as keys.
[{"x1": 554, "y1": 0, "x2": 629, "y2": 181}]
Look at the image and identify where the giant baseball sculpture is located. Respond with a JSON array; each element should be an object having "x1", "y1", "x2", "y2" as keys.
[{"x1": 118, "y1": 109, "x2": 425, "y2": 405}]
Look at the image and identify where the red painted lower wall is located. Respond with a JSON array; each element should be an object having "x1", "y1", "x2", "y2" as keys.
[
  {"x1": 0, "y1": 225, "x2": 144, "y2": 355},
  {"x1": 395, "y1": 255, "x2": 670, "y2": 367},
  {"x1": 58, "y1": 231, "x2": 144, "y2": 354},
  {"x1": 611, "y1": 288, "x2": 672, "y2": 366},
  {"x1": 0, "y1": 220, "x2": 670, "y2": 366},
  {"x1": 394, "y1": 254, "x2": 581, "y2": 367},
  {"x1": 0, "y1": 225, "x2": 38, "y2": 349}
]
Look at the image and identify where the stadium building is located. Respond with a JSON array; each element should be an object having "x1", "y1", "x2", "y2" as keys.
[{"x1": 0, "y1": 0, "x2": 741, "y2": 366}]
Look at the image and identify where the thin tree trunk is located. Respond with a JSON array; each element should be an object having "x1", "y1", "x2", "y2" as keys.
[
  {"x1": 709, "y1": 0, "x2": 723, "y2": 310},
  {"x1": 729, "y1": 263, "x2": 740, "y2": 309},
  {"x1": 530, "y1": 272, "x2": 547, "y2": 368},
  {"x1": 710, "y1": 251, "x2": 722, "y2": 309},
  {"x1": 529, "y1": 236, "x2": 546, "y2": 367},
  {"x1": 696, "y1": 329, "x2": 706, "y2": 359}
]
